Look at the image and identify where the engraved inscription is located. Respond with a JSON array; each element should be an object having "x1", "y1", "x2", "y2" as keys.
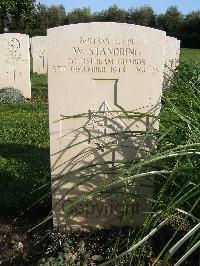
[
  {"x1": 5, "y1": 38, "x2": 22, "y2": 63},
  {"x1": 39, "y1": 49, "x2": 46, "y2": 68},
  {"x1": 79, "y1": 36, "x2": 135, "y2": 45},
  {"x1": 52, "y1": 35, "x2": 149, "y2": 74}
]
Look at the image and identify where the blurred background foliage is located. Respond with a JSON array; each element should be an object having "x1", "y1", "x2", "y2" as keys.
[{"x1": 0, "y1": 1, "x2": 199, "y2": 48}]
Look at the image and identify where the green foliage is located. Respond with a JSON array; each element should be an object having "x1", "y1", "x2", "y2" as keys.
[
  {"x1": 180, "y1": 48, "x2": 200, "y2": 63},
  {"x1": 39, "y1": 240, "x2": 95, "y2": 266},
  {"x1": 30, "y1": 3, "x2": 49, "y2": 36},
  {"x1": 159, "y1": 62, "x2": 200, "y2": 207},
  {"x1": 0, "y1": 103, "x2": 50, "y2": 214},
  {"x1": 0, "y1": 1, "x2": 199, "y2": 48},
  {"x1": 0, "y1": 0, "x2": 7, "y2": 32},
  {"x1": 0, "y1": 0, "x2": 35, "y2": 33},
  {"x1": 97, "y1": 5, "x2": 128, "y2": 23},
  {"x1": 157, "y1": 6, "x2": 184, "y2": 39},
  {"x1": 128, "y1": 5, "x2": 156, "y2": 26},
  {"x1": 66, "y1": 7, "x2": 93, "y2": 24},
  {"x1": 48, "y1": 4, "x2": 66, "y2": 27},
  {"x1": 0, "y1": 103, "x2": 48, "y2": 145},
  {"x1": 182, "y1": 11, "x2": 200, "y2": 48},
  {"x1": 0, "y1": 87, "x2": 24, "y2": 104},
  {"x1": 0, "y1": 74, "x2": 50, "y2": 215},
  {"x1": 31, "y1": 73, "x2": 48, "y2": 101},
  {"x1": 28, "y1": 3, "x2": 66, "y2": 35}
]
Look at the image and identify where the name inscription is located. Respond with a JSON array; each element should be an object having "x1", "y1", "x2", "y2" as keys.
[{"x1": 52, "y1": 36, "x2": 156, "y2": 74}]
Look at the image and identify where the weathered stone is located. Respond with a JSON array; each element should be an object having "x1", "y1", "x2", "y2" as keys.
[
  {"x1": 163, "y1": 36, "x2": 180, "y2": 89},
  {"x1": 31, "y1": 36, "x2": 48, "y2": 74},
  {"x1": 0, "y1": 33, "x2": 31, "y2": 98},
  {"x1": 48, "y1": 23, "x2": 166, "y2": 231}
]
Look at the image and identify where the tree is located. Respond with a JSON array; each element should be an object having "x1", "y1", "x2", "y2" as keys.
[
  {"x1": 3, "y1": 0, "x2": 36, "y2": 32},
  {"x1": 157, "y1": 6, "x2": 183, "y2": 38},
  {"x1": 0, "y1": 0, "x2": 8, "y2": 32},
  {"x1": 48, "y1": 4, "x2": 66, "y2": 28},
  {"x1": 182, "y1": 11, "x2": 200, "y2": 48},
  {"x1": 128, "y1": 5, "x2": 156, "y2": 27},
  {"x1": 100, "y1": 5, "x2": 128, "y2": 23},
  {"x1": 27, "y1": 4, "x2": 49, "y2": 36},
  {"x1": 66, "y1": 7, "x2": 93, "y2": 24}
]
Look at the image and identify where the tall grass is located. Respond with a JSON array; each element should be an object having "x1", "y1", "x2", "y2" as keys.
[
  {"x1": 102, "y1": 62, "x2": 200, "y2": 265},
  {"x1": 101, "y1": 62, "x2": 200, "y2": 265},
  {"x1": 38, "y1": 62, "x2": 200, "y2": 265}
]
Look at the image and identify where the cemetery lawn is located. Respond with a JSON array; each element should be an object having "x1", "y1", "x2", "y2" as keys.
[
  {"x1": 0, "y1": 59, "x2": 199, "y2": 265},
  {"x1": 31, "y1": 73, "x2": 48, "y2": 101},
  {"x1": 0, "y1": 73, "x2": 51, "y2": 264},
  {"x1": 0, "y1": 74, "x2": 50, "y2": 216},
  {"x1": 0, "y1": 51, "x2": 198, "y2": 216},
  {"x1": 180, "y1": 48, "x2": 200, "y2": 63}
]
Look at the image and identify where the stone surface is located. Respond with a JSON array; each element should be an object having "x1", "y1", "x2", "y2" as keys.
[
  {"x1": 163, "y1": 36, "x2": 180, "y2": 89},
  {"x1": 48, "y1": 23, "x2": 166, "y2": 231},
  {"x1": 0, "y1": 33, "x2": 31, "y2": 98},
  {"x1": 31, "y1": 36, "x2": 47, "y2": 74}
]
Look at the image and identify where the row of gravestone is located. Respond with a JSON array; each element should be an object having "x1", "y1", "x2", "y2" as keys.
[
  {"x1": 0, "y1": 23, "x2": 180, "y2": 231},
  {"x1": 0, "y1": 27, "x2": 180, "y2": 99},
  {"x1": 0, "y1": 33, "x2": 47, "y2": 98}
]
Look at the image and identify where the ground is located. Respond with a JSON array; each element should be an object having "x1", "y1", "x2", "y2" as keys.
[
  {"x1": 0, "y1": 48, "x2": 199, "y2": 265},
  {"x1": 180, "y1": 48, "x2": 200, "y2": 63}
]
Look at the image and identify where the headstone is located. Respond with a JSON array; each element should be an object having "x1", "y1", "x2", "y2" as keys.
[
  {"x1": 31, "y1": 36, "x2": 48, "y2": 74},
  {"x1": 163, "y1": 36, "x2": 180, "y2": 89},
  {"x1": 0, "y1": 33, "x2": 31, "y2": 98},
  {"x1": 48, "y1": 23, "x2": 166, "y2": 231},
  {"x1": 0, "y1": 33, "x2": 31, "y2": 97},
  {"x1": 30, "y1": 37, "x2": 32, "y2": 54}
]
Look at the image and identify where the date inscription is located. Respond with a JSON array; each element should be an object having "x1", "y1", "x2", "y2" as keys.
[{"x1": 52, "y1": 36, "x2": 155, "y2": 74}]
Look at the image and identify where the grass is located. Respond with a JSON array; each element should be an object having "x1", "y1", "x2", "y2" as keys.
[
  {"x1": 31, "y1": 73, "x2": 48, "y2": 100},
  {"x1": 180, "y1": 48, "x2": 200, "y2": 64},
  {"x1": 0, "y1": 75, "x2": 50, "y2": 215},
  {"x1": 104, "y1": 61, "x2": 200, "y2": 265}
]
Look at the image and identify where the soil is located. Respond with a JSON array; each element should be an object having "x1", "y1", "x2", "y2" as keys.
[
  {"x1": 0, "y1": 215, "x2": 52, "y2": 265},
  {"x1": 0, "y1": 214, "x2": 199, "y2": 266},
  {"x1": 25, "y1": 97, "x2": 48, "y2": 104}
]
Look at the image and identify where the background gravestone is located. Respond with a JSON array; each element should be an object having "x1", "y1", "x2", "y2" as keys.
[
  {"x1": 48, "y1": 23, "x2": 166, "y2": 231},
  {"x1": 163, "y1": 36, "x2": 180, "y2": 89},
  {"x1": 0, "y1": 33, "x2": 31, "y2": 98},
  {"x1": 31, "y1": 36, "x2": 48, "y2": 74}
]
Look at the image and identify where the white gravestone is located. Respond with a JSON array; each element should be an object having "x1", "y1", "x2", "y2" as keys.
[
  {"x1": 31, "y1": 36, "x2": 48, "y2": 74},
  {"x1": 48, "y1": 23, "x2": 166, "y2": 231},
  {"x1": 0, "y1": 33, "x2": 31, "y2": 98},
  {"x1": 163, "y1": 36, "x2": 180, "y2": 89}
]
